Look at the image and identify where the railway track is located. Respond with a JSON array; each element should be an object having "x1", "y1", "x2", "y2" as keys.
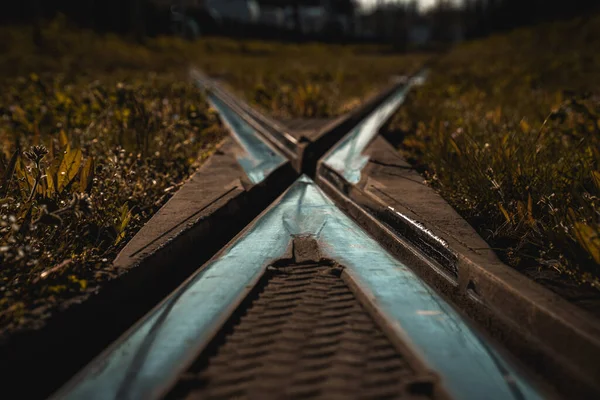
[{"x1": 42, "y1": 69, "x2": 600, "y2": 399}]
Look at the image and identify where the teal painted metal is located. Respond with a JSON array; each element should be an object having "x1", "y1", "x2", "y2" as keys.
[
  {"x1": 54, "y1": 176, "x2": 542, "y2": 400},
  {"x1": 324, "y1": 72, "x2": 426, "y2": 184},
  {"x1": 208, "y1": 92, "x2": 285, "y2": 184}
]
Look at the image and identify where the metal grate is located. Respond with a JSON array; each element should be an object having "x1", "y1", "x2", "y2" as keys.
[{"x1": 166, "y1": 262, "x2": 437, "y2": 400}]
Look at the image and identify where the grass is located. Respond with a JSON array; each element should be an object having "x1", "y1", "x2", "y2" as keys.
[
  {"x1": 389, "y1": 13, "x2": 600, "y2": 292},
  {"x1": 0, "y1": 66, "x2": 226, "y2": 334},
  {"x1": 0, "y1": 16, "x2": 426, "y2": 335},
  {"x1": 191, "y1": 40, "x2": 428, "y2": 118}
]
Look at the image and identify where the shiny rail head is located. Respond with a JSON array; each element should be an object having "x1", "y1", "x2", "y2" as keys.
[
  {"x1": 317, "y1": 163, "x2": 460, "y2": 279},
  {"x1": 381, "y1": 205, "x2": 459, "y2": 279},
  {"x1": 189, "y1": 67, "x2": 213, "y2": 90},
  {"x1": 323, "y1": 70, "x2": 427, "y2": 184},
  {"x1": 190, "y1": 66, "x2": 299, "y2": 159},
  {"x1": 387, "y1": 206, "x2": 450, "y2": 250},
  {"x1": 206, "y1": 92, "x2": 286, "y2": 184},
  {"x1": 53, "y1": 175, "x2": 544, "y2": 400}
]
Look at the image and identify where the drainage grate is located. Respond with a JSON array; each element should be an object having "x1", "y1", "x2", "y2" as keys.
[{"x1": 166, "y1": 262, "x2": 437, "y2": 400}]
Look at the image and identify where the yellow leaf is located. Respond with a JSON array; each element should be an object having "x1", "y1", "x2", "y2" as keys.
[
  {"x1": 517, "y1": 201, "x2": 526, "y2": 221},
  {"x1": 79, "y1": 157, "x2": 95, "y2": 193},
  {"x1": 15, "y1": 157, "x2": 31, "y2": 196},
  {"x1": 449, "y1": 138, "x2": 462, "y2": 156},
  {"x1": 38, "y1": 175, "x2": 48, "y2": 197},
  {"x1": 45, "y1": 156, "x2": 61, "y2": 197},
  {"x1": 36, "y1": 175, "x2": 44, "y2": 195},
  {"x1": 592, "y1": 171, "x2": 600, "y2": 191},
  {"x1": 573, "y1": 223, "x2": 600, "y2": 264},
  {"x1": 46, "y1": 170, "x2": 56, "y2": 196},
  {"x1": 57, "y1": 148, "x2": 82, "y2": 192},
  {"x1": 527, "y1": 193, "x2": 535, "y2": 226},
  {"x1": 68, "y1": 275, "x2": 87, "y2": 290},
  {"x1": 498, "y1": 203, "x2": 511, "y2": 223},
  {"x1": 59, "y1": 130, "x2": 70, "y2": 151},
  {"x1": 115, "y1": 204, "x2": 132, "y2": 245},
  {"x1": 48, "y1": 139, "x2": 55, "y2": 160},
  {"x1": 520, "y1": 119, "x2": 531, "y2": 134}
]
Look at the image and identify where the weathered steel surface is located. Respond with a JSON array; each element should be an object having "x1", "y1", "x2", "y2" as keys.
[{"x1": 53, "y1": 177, "x2": 543, "y2": 400}]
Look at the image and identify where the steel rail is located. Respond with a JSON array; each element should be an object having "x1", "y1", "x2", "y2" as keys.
[{"x1": 50, "y1": 69, "x2": 552, "y2": 400}]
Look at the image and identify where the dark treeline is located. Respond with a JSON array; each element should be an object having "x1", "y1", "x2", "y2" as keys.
[
  {"x1": 1, "y1": 1, "x2": 169, "y2": 38},
  {"x1": 461, "y1": 0, "x2": 599, "y2": 39},
  {"x1": 1, "y1": 1, "x2": 357, "y2": 43},
  {"x1": 2, "y1": 0, "x2": 599, "y2": 45}
]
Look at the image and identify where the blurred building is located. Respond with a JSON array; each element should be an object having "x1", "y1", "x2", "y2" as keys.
[
  {"x1": 154, "y1": 0, "x2": 359, "y2": 39},
  {"x1": 355, "y1": 3, "x2": 410, "y2": 44},
  {"x1": 356, "y1": 1, "x2": 464, "y2": 48}
]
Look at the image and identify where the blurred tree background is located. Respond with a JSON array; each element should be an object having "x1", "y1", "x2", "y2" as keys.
[
  {"x1": 2, "y1": 1, "x2": 599, "y2": 46},
  {"x1": 462, "y1": 0, "x2": 598, "y2": 39}
]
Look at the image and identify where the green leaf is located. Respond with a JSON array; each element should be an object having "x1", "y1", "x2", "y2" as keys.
[{"x1": 57, "y1": 148, "x2": 82, "y2": 192}]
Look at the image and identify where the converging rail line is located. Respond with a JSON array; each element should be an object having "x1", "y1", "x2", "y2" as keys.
[
  {"x1": 53, "y1": 177, "x2": 542, "y2": 400},
  {"x1": 48, "y1": 68, "x2": 600, "y2": 400}
]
